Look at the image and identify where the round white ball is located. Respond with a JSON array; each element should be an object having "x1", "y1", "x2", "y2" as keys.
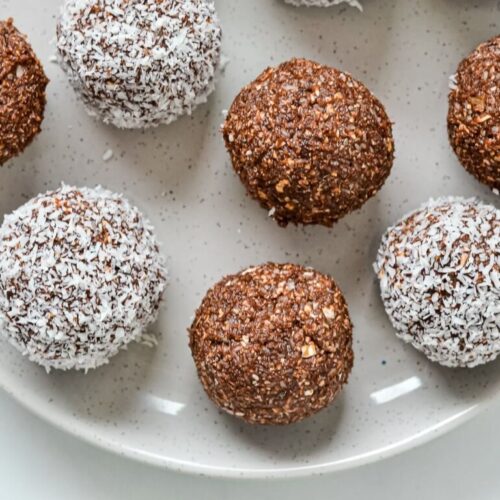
[
  {"x1": 57, "y1": 0, "x2": 222, "y2": 129},
  {"x1": 0, "y1": 185, "x2": 167, "y2": 371},
  {"x1": 283, "y1": 0, "x2": 362, "y2": 9},
  {"x1": 374, "y1": 197, "x2": 500, "y2": 368}
]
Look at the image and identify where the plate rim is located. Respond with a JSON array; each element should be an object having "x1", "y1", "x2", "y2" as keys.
[
  {"x1": 0, "y1": 374, "x2": 495, "y2": 478},
  {"x1": 2, "y1": 0, "x2": 500, "y2": 480}
]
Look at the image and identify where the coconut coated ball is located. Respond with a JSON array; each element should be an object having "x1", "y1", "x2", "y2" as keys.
[
  {"x1": 222, "y1": 58, "x2": 394, "y2": 227},
  {"x1": 374, "y1": 197, "x2": 500, "y2": 368},
  {"x1": 448, "y1": 35, "x2": 500, "y2": 191},
  {"x1": 284, "y1": 0, "x2": 362, "y2": 9},
  {"x1": 189, "y1": 263, "x2": 353, "y2": 425},
  {"x1": 57, "y1": 0, "x2": 222, "y2": 129},
  {"x1": 0, "y1": 185, "x2": 167, "y2": 371},
  {"x1": 0, "y1": 19, "x2": 48, "y2": 165}
]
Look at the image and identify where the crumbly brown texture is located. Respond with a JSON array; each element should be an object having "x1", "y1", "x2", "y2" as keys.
[
  {"x1": 0, "y1": 19, "x2": 48, "y2": 165},
  {"x1": 189, "y1": 263, "x2": 354, "y2": 425},
  {"x1": 222, "y1": 58, "x2": 394, "y2": 227},
  {"x1": 448, "y1": 35, "x2": 500, "y2": 191}
]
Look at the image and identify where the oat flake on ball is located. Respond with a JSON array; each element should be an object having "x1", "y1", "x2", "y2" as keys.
[
  {"x1": 374, "y1": 197, "x2": 500, "y2": 368},
  {"x1": 284, "y1": 0, "x2": 362, "y2": 9},
  {"x1": 56, "y1": 0, "x2": 222, "y2": 129},
  {"x1": 0, "y1": 185, "x2": 167, "y2": 371},
  {"x1": 222, "y1": 58, "x2": 394, "y2": 227},
  {"x1": 189, "y1": 263, "x2": 353, "y2": 425},
  {"x1": 448, "y1": 35, "x2": 500, "y2": 191}
]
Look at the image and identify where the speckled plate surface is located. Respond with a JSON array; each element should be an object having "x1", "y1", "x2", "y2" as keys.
[{"x1": 0, "y1": 0, "x2": 499, "y2": 479}]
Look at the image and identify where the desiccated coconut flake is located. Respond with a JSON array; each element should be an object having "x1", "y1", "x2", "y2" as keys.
[{"x1": 102, "y1": 148, "x2": 114, "y2": 162}]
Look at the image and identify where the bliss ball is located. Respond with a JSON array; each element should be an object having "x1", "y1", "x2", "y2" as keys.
[
  {"x1": 0, "y1": 19, "x2": 48, "y2": 165},
  {"x1": 448, "y1": 35, "x2": 500, "y2": 191},
  {"x1": 56, "y1": 0, "x2": 222, "y2": 129},
  {"x1": 284, "y1": 0, "x2": 362, "y2": 9},
  {"x1": 222, "y1": 58, "x2": 394, "y2": 227},
  {"x1": 374, "y1": 197, "x2": 500, "y2": 368},
  {"x1": 0, "y1": 185, "x2": 167, "y2": 371},
  {"x1": 189, "y1": 263, "x2": 353, "y2": 425}
]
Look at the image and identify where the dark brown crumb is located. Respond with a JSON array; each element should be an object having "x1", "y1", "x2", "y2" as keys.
[
  {"x1": 222, "y1": 58, "x2": 394, "y2": 227},
  {"x1": 0, "y1": 18, "x2": 48, "y2": 166},
  {"x1": 189, "y1": 263, "x2": 354, "y2": 425},
  {"x1": 448, "y1": 35, "x2": 500, "y2": 191}
]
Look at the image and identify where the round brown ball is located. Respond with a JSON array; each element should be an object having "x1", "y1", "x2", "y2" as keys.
[
  {"x1": 222, "y1": 58, "x2": 394, "y2": 227},
  {"x1": 448, "y1": 35, "x2": 500, "y2": 191},
  {"x1": 189, "y1": 263, "x2": 354, "y2": 425},
  {"x1": 0, "y1": 19, "x2": 48, "y2": 165}
]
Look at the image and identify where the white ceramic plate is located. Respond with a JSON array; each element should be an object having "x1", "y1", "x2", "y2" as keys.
[{"x1": 0, "y1": 0, "x2": 499, "y2": 479}]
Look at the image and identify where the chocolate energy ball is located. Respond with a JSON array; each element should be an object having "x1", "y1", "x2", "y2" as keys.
[
  {"x1": 189, "y1": 263, "x2": 353, "y2": 425},
  {"x1": 448, "y1": 35, "x2": 500, "y2": 191},
  {"x1": 284, "y1": 0, "x2": 362, "y2": 9},
  {"x1": 57, "y1": 0, "x2": 222, "y2": 129},
  {"x1": 0, "y1": 185, "x2": 167, "y2": 371},
  {"x1": 374, "y1": 197, "x2": 500, "y2": 368},
  {"x1": 0, "y1": 19, "x2": 48, "y2": 165},
  {"x1": 223, "y1": 58, "x2": 394, "y2": 227}
]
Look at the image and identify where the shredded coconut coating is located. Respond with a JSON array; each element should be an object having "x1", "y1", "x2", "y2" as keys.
[
  {"x1": 189, "y1": 263, "x2": 353, "y2": 425},
  {"x1": 56, "y1": 0, "x2": 222, "y2": 129},
  {"x1": 374, "y1": 197, "x2": 500, "y2": 368},
  {"x1": 0, "y1": 185, "x2": 167, "y2": 371},
  {"x1": 448, "y1": 35, "x2": 500, "y2": 191},
  {"x1": 284, "y1": 0, "x2": 362, "y2": 9}
]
